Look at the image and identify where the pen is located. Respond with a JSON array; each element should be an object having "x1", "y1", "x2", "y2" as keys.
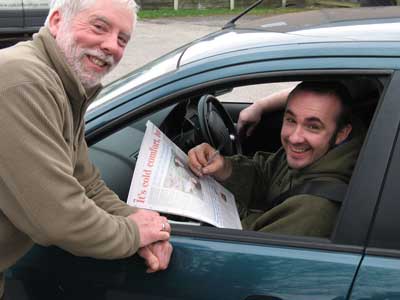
[
  {"x1": 206, "y1": 149, "x2": 220, "y2": 165},
  {"x1": 197, "y1": 149, "x2": 220, "y2": 175},
  {"x1": 206, "y1": 134, "x2": 235, "y2": 165}
]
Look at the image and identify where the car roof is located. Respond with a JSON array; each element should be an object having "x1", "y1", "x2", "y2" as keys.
[
  {"x1": 234, "y1": 6, "x2": 400, "y2": 33},
  {"x1": 180, "y1": 7, "x2": 400, "y2": 65},
  {"x1": 89, "y1": 8, "x2": 400, "y2": 113}
]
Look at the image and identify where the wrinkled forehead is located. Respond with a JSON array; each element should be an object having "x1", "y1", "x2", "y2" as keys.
[
  {"x1": 76, "y1": 0, "x2": 135, "y2": 32},
  {"x1": 50, "y1": 0, "x2": 136, "y2": 30}
]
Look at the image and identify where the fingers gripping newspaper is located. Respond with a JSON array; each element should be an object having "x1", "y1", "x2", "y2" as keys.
[{"x1": 127, "y1": 121, "x2": 242, "y2": 229}]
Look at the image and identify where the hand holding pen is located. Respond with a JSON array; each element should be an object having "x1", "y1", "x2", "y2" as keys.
[
  {"x1": 206, "y1": 133, "x2": 235, "y2": 165},
  {"x1": 187, "y1": 142, "x2": 233, "y2": 182},
  {"x1": 206, "y1": 145, "x2": 222, "y2": 165}
]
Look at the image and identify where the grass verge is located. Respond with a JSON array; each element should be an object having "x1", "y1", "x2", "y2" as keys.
[
  {"x1": 138, "y1": 7, "x2": 315, "y2": 19},
  {"x1": 137, "y1": 1, "x2": 362, "y2": 19}
]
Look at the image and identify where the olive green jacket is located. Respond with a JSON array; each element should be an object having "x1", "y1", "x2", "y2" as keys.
[
  {"x1": 0, "y1": 28, "x2": 140, "y2": 298},
  {"x1": 223, "y1": 132, "x2": 363, "y2": 237}
]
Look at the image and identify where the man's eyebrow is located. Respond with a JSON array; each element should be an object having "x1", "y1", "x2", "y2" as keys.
[
  {"x1": 90, "y1": 15, "x2": 131, "y2": 40},
  {"x1": 305, "y1": 116, "x2": 324, "y2": 125},
  {"x1": 90, "y1": 15, "x2": 110, "y2": 25},
  {"x1": 284, "y1": 109, "x2": 295, "y2": 116},
  {"x1": 285, "y1": 109, "x2": 324, "y2": 125}
]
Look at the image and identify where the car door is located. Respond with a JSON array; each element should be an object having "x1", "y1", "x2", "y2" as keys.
[
  {"x1": 82, "y1": 69, "x2": 396, "y2": 300},
  {"x1": 22, "y1": 0, "x2": 48, "y2": 30},
  {"x1": 0, "y1": 0, "x2": 23, "y2": 32},
  {"x1": 348, "y1": 71, "x2": 400, "y2": 300},
  {"x1": 7, "y1": 57, "x2": 398, "y2": 300}
]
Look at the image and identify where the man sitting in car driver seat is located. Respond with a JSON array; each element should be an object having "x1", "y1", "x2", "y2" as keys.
[{"x1": 188, "y1": 81, "x2": 365, "y2": 237}]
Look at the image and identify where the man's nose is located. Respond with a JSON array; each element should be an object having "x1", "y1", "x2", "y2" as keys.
[
  {"x1": 100, "y1": 35, "x2": 123, "y2": 61},
  {"x1": 288, "y1": 126, "x2": 305, "y2": 143}
]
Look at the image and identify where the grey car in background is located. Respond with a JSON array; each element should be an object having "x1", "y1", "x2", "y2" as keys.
[{"x1": 0, "y1": 0, "x2": 48, "y2": 39}]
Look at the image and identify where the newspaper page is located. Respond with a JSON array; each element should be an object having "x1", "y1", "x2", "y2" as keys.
[{"x1": 127, "y1": 121, "x2": 242, "y2": 229}]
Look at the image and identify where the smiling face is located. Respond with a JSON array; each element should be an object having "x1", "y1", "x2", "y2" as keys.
[
  {"x1": 49, "y1": 0, "x2": 134, "y2": 88},
  {"x1": 281, "y1": 90, "x2": 352, "y2": 170}
]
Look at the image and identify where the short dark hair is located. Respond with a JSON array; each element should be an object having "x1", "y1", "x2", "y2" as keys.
[{"x1": 287, "y1": 81, "x2": 352, "y2": 130}]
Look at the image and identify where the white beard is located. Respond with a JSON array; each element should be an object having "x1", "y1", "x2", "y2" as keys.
[{"x1": 55, "y1": 23, "x2": 116, "y2": 89}]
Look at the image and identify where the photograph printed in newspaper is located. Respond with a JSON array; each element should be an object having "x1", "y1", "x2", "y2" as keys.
[{"x1": 127, "y1": 121, "x2": 242, "y2": 229}]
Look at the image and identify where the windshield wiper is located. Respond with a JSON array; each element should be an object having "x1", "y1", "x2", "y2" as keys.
[{"x1": 222, "y1": 0, "x2": 265, "y2": 29}]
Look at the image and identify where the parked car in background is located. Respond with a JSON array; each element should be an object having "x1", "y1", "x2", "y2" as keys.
[
  {"x1": 0, "y1": 0, "x2": 48, "y2": 47},
  {"x1": 6, "y1": 7, "x2": 400, "y2": 300}
]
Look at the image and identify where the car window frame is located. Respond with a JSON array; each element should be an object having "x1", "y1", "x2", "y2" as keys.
[
  {"x1": 360, "y1": 70, "x2": 400, "y2": 256},
  {"x1": 86, "y1": 67, "x2": 396, "y2": 256},
  {"x1": 333, "y1": 70, "x2": 400, "y2": 247}
]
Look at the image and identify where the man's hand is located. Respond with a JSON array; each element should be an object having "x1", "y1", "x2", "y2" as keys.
[
  {"x1": 187, "y1": 143, "x2": 232, "y2": 181},
  {"x1": 138, "y1": 241, "x2": 173, "y2": 273},
  {"x1": 127, "y1": 209, "x2": 171, "y2": 247},
  {"x1": 237, "y1": 102, "x2": 263, "y2": 138}
]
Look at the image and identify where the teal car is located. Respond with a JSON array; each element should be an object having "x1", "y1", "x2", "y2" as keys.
[{"x1": 7, "y1": 6, "x2": 400, "y2": 300}]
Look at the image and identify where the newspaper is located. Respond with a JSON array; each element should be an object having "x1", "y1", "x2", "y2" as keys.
[{"x1": 127, "y1": 121, "x2": 242, "y2": 229}]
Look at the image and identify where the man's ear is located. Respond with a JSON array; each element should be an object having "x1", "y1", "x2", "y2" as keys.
[
  {"x1": 335, "y1": 124, "x2": 352, "y2": 145},
  {"x1": 48, "y1": 10, "x2": 62, "y2": 37}
]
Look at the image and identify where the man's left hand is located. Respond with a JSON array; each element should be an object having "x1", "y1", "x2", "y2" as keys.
[{"x1": 138, "y1": 241, "x2": 173, "y2": 273}]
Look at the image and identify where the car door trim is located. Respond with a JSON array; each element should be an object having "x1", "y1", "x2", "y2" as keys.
[{"x1": 172, "y1": 224, "x2": 364, "y2": 254}]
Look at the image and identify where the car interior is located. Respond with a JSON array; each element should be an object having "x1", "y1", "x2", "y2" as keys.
[{"x1": 88, "y1": 74, "x2": 385, "y2": 239}]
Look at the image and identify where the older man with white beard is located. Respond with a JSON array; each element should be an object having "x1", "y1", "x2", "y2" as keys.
[{"x1": 0, "y1": 1, "x2": 173, "y2": 298}]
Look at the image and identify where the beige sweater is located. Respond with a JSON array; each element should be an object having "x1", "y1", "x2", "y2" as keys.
[{"x1": 0, "y1": 28, "x2": 140, "y2": 297}]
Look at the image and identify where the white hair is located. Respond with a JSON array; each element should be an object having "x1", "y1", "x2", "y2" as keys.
[{"x1": 44, "y1": 0, "x2": 138, "y2": 27}]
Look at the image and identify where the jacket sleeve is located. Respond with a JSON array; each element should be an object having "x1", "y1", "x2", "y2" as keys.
[
  {"x1": 221, "y1": 151, "x2": 276, "y2": 217},
  {"x1": 243, "y1": 195, "x2": 340, "y2": 237},
  {"x1": 74, "y1": 137, "x2": 137, "y2": 218},
  {"x1": 0, "y1": 82, "x2": 140, "y2": 259}
]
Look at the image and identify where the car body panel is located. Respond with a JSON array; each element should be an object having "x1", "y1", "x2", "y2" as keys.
[
  {"x1": 9, "y1": 234, "x2": 362, "y2": 300},
  {"x1": 180, "y1": 23, "x2": 400, "y2": 65},
  {"x1": 350, "y1": 256, "x2": 400, "y2": 299}
]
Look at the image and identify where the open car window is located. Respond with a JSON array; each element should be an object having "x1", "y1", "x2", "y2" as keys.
[{"x1": 88, "y1": 73, "x2": 386, "y2": 247}]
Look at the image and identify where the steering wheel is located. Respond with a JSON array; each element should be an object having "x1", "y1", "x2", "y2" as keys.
[{"x1": 197, "y1": 94, "x2": 242, "y2": 155}]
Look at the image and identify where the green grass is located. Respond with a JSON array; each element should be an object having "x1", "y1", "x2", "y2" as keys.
[
  {"x1": 313, "y1": 0, "x2": 359, "y2": 7},
  {"x1": 138, "y1": 7, "x2": 314, "y2": 19},
  {"x1": 137, "y1": 2, "x2": 361, "y2": 20}
]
